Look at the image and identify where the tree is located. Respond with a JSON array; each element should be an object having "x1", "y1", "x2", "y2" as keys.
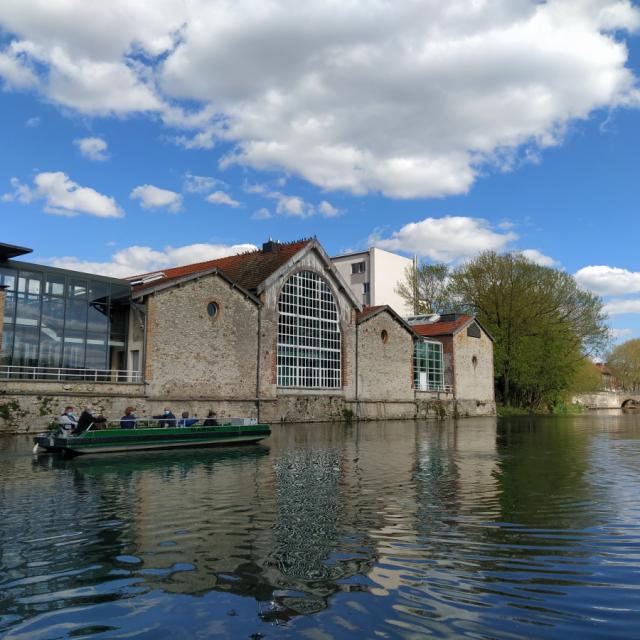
[
  {"x1": 396, "y1": 262, "x2": 453, "y2": 314},
  {"x1": 607, "y1": 339, "x2": 640, "y2": 391},
  {"x1": 569, "y1": 358, "x2": 604, "y2": 394},
  {"x1": 448, "y1": 251, "x2": 610, "y2": 408}
]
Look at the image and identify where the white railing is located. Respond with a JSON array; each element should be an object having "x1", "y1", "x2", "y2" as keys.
[
  {"x1": 415, "y1": 382, "x2": 453, "y2": 393},
  {"x1": 0, "y1": 365, "x2": 143, "y2": 383}
]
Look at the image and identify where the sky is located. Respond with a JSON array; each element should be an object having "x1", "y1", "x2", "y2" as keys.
[{"x1": 1, "y1": 0, "x2": 640, "y2": 344}]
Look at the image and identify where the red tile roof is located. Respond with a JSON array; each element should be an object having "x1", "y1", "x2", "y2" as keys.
[
  {"x1": 129, "y1": 239, "x2": 311, "y2": 294},
  {"x1": 356, "y1": 305, "x2": 386, "y2": 323},
  {"x1": 412, "y1": 314, "x2": 473, "y2": 337}
]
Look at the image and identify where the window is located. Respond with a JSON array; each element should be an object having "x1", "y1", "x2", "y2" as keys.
[
  {"x1": 277, "y1": 270, "x2": 341, "y2": 388},
  {"x1": 351, "y1": 261, "x2": 366, "y2": 274},
  {"x1": 467, "y1": 322, "x2": 481, "y2": 338},
  {"x1": 381, "y1": 329, "x2": 388, "y2": 343},
  {"x1": 363, "y1": 282, "x2": 370, "y2": 294},
  {"x1": 207, "y1": 301, "x2": 218, "y2": 318},
  {"x1": 414, "y1": 340, "x2": 444, "y2": 391}
]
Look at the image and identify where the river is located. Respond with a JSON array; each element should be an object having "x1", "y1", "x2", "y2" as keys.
[{"x1": 1, "y1": 413, "x2": 640, "y2": 639}]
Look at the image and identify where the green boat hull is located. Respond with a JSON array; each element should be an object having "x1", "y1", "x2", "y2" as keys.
[{"x1": 34, "y1": 423, "x2": 271, "y2": 456}]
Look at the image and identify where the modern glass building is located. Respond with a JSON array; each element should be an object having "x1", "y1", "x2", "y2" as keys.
[{"x1": 0, "y1": 243, "x2": 131, "y2": 378}]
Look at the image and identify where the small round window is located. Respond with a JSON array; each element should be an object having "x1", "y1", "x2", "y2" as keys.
[
  {"x1": 207, "y1": 302, "x2": 219, "y2": 318},
  {"x1": 381, "y1": 329, "x2": 389, "y2": 343}
]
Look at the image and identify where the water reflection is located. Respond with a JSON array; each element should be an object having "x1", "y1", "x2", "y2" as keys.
[{"x1": 2, "y1": 415, "x2": 640, "y2": 638}]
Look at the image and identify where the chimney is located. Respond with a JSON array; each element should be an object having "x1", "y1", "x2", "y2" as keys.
[{"x1": 262, "y1": 238, "x2": 279, "y2": 253}]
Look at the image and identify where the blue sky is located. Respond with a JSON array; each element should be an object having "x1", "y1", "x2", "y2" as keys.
[{"x1": 2, "y1": 1, "x2": 640, "y2": 343}]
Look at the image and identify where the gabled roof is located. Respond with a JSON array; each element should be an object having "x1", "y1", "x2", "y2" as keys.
[
  {"x1": 356, "y1": 305, "x2": 418, "y2": 337},
  {"x1": 412, "y1": 314, "x2": 494, "y2": 342},
  {"x1": 129, "y1": 239, "x2": 311, "y2": 296}
]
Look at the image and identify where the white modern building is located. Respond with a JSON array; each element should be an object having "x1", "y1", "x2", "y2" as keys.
[{"x1": 331, "y1": 247, "x2": 413, "y2": 316}]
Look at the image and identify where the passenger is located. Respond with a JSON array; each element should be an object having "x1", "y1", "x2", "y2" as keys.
[
  {"x1": 178, "y1": 411, "x2": 199, "y2": 428},
  {"x1": 58, "y1": 406, "x2": 78, "y2": 436},
  {"x1": 153, "y1": 407, "x2": 177, "y2": 428},
  {"x1": 74, "y1": 407, "x2": 95, "y2": 435},
  {"x1": 203, "y1": 410, "x2": 219, "y2": 426},
  {"x1": 120, "y1": 406, "x2": 137, "y2": 429},
  {"x1": 92, "y1": 415, "x2": 108, "y2": 430}
]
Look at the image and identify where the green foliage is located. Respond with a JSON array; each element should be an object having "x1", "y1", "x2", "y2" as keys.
[
  {"x1": 449, "y1": 251, "x2": 610, "y2": 409},
  {"x1": 0, "y1": 399, "x2": 28, "y2": 428},
  {"x1": 396, "y1": 262, "x2": 454, "y2": 315},
  {"x1": 569, "y1": 359, "x2": 603, "y2": 394},
  {"x1": 607, "y1": 339, "x2": 640, "y2": 391},
  {"x1": 37, "y1": 395, "x2": 55, "y2": 417}
]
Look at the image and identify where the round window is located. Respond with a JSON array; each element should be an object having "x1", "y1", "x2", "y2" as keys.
[
  {"x1": 381, "y1": 329, "x2": 389, "y2": 343},
  {"x1": 207, "y1": 302, "x2": 219, "y2": 318}
]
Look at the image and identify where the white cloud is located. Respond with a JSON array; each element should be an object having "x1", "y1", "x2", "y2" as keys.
[
  {"x1": 267, "y1": 191, "x2": 314, "y2": 218},
  {"x1": 0, "y1": 1, "x2": 638, "y2": 198},
  {"x1": 2, "y1": 171, "x2": 123, "y2": 217},
  {"x1": 318, "y1": 200, "x2": 340, "y2": 218},
  {"x1": 183, "y1": 173, "x2": 224, "y2": 194},
  {"x1": 520, "y1": 249, "x2": 559, "y2": 267},
  {"x1": 575, "y1": 265, "x2": 640, "y2": 296},
  {"x1": 130, "y1": 184, "x2": 182, "y2": 213},
  {"x1": 370, "y1": 215, "x2": 518, "y2": 262},
  {"x1": 206, "y1": 190, "x2": 240, "y2": 207},
  {"x1": 251, "y1": 207, "x2": 272, "y2": 220},
  {"x1": 603, "y1": 299, "x2": 640, "y2": 316},
  {"x1": 611, "y1": 327, "x2": 634, "y2": 340},
  {"x1": 47, "y1": 242, "x2": 257, "y2": 278},
  {"x1": 172, "y1": 128, "x2": 216, "y2": 150},
  {"x1": 0, "y1": 44, "x2": 38, "y2": 89},
  {"x1": 75, "y1": 136, "x2": 109, "y2": 161},
  {"x1": 2, "y1": 176, "x2": 34, "y2": 203},
  {"x1": 25, "y1": 115, "x2": 40, "y2": 127}
]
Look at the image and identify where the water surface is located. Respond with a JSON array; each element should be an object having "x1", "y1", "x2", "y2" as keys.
[{"x1": 2, "y1": 414, "x2": 640, "y2": 639}]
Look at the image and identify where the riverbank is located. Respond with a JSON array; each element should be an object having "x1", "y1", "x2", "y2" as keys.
[{"x1": 497, "y1": 401, "x2": 586, "y2": 417}]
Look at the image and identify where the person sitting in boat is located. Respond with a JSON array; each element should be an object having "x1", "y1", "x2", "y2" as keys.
[
  {"x1": 153, "y1": 407, "x2": 177, "y2": 428},
  {"x1": 120, "y1": 407, "x2": 137, "y2": 429},
  {"x1": 203, "y1": 410, "x2": 218, "y2": 426},
  {"x1": 58, "y1": 406, "x2": 78, "y2": 436},
  {"x1": 178, "y1": 411, "x2": 198, "y2": 427},
  {"x1": 74, "y1": 407, "x2": 95, "y2": 435}
]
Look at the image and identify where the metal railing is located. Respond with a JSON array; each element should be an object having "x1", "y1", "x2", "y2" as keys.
[
  {"x1": 1, "y1": 365, "x2": 143, "y2": 383},
  {"x1": 414, "y1": 382, "x2": 453, "y2": 393}
]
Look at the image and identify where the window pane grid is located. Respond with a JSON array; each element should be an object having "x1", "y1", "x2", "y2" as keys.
[
  {"x1": 277, "y1": 271, "x2": 341, "y2": 388},
  {"x1": 414, "y1": 340, "x2": 444, "y2": 391}
]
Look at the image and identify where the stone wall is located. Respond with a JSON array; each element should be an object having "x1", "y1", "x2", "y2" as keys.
[
  {"x1": 0, "y1": 387, "x2": 456, "y2": 432},
  {"x1": 448, "y1": 323, "x2": 495, "y2": 416},
  {"x1": 0, "y1": 380, "x2": 145, "y2": 432},
  {"x1": 453, "y1": 324, "x2": 495, "y2": 403},
  {"x1": 145, "y1": 274, "x2": 260, "y2": 399},
  {"x1": 357, "y1": 311, "x2": 413, "y2": 401}
]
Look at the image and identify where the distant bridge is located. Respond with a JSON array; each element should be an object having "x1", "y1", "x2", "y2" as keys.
[{"x1": 573, "y1": 392, "x2": 640, "y2": 409}]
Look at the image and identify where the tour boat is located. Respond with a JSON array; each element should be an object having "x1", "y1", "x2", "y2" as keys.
[{"x1": 33, "y1": 419, "x2": 271, "y2": 456}]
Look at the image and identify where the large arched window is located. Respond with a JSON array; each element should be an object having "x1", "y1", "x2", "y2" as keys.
[{"x1": 277, "y1": 270, "x2": 341, "y2": 388}]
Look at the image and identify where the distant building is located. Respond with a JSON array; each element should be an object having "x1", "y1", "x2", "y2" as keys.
[
  {"x1": 595, "y1": 363, "x2": 620, "y2": 391},
  {"x1": 331, "y1": 247, "x2": 413, "y2": 316}
]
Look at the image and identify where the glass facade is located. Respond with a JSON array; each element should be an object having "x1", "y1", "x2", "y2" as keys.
[
  {"x1": 413, "y1": 340, "x2": 444, "y2": 391},
  {"x1": 1, "y1": 263, "x2": 130, "y2": 376},
  {"x1": 277, "y1": 270, "x2": 341, "y2": 388}
]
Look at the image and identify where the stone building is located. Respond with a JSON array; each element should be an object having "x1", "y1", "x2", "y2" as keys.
[
  {"x1": 0, "y1": 239, "x2": 495, "y2": 431},
  {"x1": 410, "y1": 314, "x2": 495, "y2": 417}
]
